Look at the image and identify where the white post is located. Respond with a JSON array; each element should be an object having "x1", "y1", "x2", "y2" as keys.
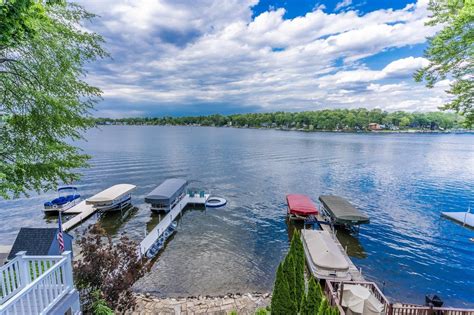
[
  {"x1": 15, "y1": 251, "x2": 30, "y2": 287},
  {"x1": 62, "y1": 251, "x2": 73, "y2": 289}
]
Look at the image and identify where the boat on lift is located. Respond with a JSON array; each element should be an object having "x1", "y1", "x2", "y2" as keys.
[
  {"x1": 86, "y1": 184, "x2": 136, "y2": 211},
  {"x1": 286, "y1": 194, "x2": 318, "y2": 220},
  {"x1": 43, "y1": 186, "x2": 81, "y2": 213}
]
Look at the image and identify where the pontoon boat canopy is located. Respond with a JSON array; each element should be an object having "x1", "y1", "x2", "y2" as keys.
[
  {"x1": 319, "y1": 195, "x2": 369, "y2": 225},
  {"x1": 302, "y1": 229, "x2": 349, "y2": 270},
  {"x1": 287, "y1": 194, "x2": 318, "y2": 216},
  {"x1": 86, "y1": 184, "x2": 136, "y2": 204},
  {"x1": 145, "y1": 178, "x2": 187, "y2": 205}
]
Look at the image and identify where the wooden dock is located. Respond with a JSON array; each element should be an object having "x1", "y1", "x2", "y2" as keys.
[
  {"x1": 139, "y1": 193, "x2": 210, "y2": 256},
  {"x1": 62, "y1": 201, "x2": 97, "y2": 231}
]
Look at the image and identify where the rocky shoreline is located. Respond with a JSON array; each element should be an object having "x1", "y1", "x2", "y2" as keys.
[{"x1": 129, "y1": 292, "x2": 271, "y2": 315}]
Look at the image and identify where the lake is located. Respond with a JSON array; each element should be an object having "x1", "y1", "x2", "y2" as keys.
[{"x1": 1, "y1": 126, "x2": 473, "y2": 306}]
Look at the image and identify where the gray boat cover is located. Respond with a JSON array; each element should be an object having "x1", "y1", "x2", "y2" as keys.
[
  {"x1": 145, "y1": 178, "x2": 187, "y2": 204},
  {"x1": 319, "y1": 195, "x2": 370, "y2": 225}
]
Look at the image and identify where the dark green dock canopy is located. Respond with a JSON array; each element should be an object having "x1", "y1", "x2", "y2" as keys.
[{"x1": 319, "y1": 195, "x2": 370, "y2": 225}]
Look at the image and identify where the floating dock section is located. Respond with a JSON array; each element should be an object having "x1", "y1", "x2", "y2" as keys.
[
  {"x1": 441, "y1": 211, "x2": 474, "y2": 228},
  {"x1": 139, "y1": 192, "x2": 209, "y2": 256}
]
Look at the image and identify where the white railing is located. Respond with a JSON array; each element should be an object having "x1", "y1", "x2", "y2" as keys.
[{"x1": 0, "y1": 251, "x2": 74, "y2": 315}]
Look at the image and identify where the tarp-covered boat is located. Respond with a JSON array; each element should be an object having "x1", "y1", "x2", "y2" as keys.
[
  {"x1": 319, "y1": 195, "x2": 370, "y2": 226},
  {"x1": 287, "y1": 194, "x2": 318, "y2": 220}
]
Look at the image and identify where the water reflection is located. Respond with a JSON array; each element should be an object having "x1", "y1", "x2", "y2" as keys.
[{"x1": 1, "y1": 127, "x2": 473, "y2": 305}]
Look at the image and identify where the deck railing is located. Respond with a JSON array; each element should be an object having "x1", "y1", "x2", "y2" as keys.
[
  {"x1": 0, "y1": 251, "x2": 74, "y2": 315},
  {"x1": 390, "y1": 304, "x2": 474, "y2": 315},
  {"x1": 324, "y1": 280, "x2": 474, "y2": 315}
]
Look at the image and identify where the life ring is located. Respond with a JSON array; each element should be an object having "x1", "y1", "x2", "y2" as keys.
[{"x1": 206, "y1": 197, "x2": 227, "y2": 208}]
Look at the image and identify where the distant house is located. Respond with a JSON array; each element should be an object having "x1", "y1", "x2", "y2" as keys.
[
  {"x1": 8, "y1": 228, "x2": 73, "y2": 260},
  {"x1": 368, "y1": 123, "x2": 382, "y2": 131}
]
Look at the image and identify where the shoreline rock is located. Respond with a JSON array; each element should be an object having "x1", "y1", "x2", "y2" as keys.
[{"x1": 128, "y1": 292, "x2": 271, "y2": 315}]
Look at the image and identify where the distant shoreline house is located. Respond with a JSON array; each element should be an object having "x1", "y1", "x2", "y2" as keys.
[
  {"x1": 7, "y1": 227, "x2": 73, "y2": 260},
  {"x1": 368, "y1": 123, "x2": 382, "y2": 131}
]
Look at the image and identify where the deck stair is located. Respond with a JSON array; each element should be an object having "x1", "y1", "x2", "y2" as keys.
[{"x1": 0, "y1": 251, "x2": 79, "y2": 315}]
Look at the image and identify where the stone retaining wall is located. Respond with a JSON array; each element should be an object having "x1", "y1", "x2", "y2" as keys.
[{"x1": 128, "y1": 293, "x2": 271, "y2": 315}]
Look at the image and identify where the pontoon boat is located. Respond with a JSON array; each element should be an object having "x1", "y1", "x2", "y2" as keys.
[{"x1": 43, "y1": 186, "x2": 81, "y2": 213}]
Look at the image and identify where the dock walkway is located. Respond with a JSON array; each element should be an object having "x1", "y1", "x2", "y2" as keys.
[
  {"x1": 139, "y1": 193, "x2": 210, "y2": 256},
  {"x1": 442, "y1": 211, "x2": 474, "y2": 229},
  {"x1": 62, "y1": 201, "x2": 96, "y2": 231}
]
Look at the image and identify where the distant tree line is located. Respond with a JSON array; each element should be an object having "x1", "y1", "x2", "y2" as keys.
[{"x1": 96, "y1": 109, "x2": 468, "y2": 131}]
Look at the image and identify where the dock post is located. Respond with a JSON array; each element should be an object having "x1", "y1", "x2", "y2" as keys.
[
  {"x1": 340, "y1": 282, "x2": 344, "y2": 307},
  {"x1": 16, "y1": 251, "x2": 30, "y2": 286}
]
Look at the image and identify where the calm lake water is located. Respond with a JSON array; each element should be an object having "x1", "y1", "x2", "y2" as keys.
[{"x1": 1, "y1": 126, "x2": 473, "y2": 306}]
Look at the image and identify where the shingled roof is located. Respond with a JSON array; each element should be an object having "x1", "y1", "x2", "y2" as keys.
[{"x1": 8, "y1": 228, "x2": 69, "y2": 260}]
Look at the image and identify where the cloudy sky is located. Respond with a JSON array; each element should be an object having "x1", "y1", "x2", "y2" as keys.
[{"x1": 78, "y1": 0, "x2": 449, "y2": 118}]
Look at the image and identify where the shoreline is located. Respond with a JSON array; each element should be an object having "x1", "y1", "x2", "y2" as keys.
[
  {"x1": 130, "y1": 292, "x2": 271, "y2": 315},
  {"x1": 96, "y1": 123, "x2": 473, "y2": 134}
]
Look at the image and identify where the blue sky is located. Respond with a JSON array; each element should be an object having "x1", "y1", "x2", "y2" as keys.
[{"x1": 79, "y1": 0, "x2": 449, "y2": 117}]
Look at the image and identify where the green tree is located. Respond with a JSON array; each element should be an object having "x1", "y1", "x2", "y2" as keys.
[
  {"x1": 289, "y1": 230, "x2": 305, "y2": 311},
  {"x1": 414, "y1": 0, "x2": 473, "y2": 126},
  {"x1": 271, "y1": 262, "x2": 296, "y2": 314},
  {"x1": 317, "y1": 298, "x2": 329, "y2": 315},
  {"x1": 0, "y1": 1, "x2": 107, "y2": 198},
  {"x1": 283, "y1": 252, "x2": 298, "y2": 312},
  {"x1": 91, "y1": 290, "x2": 114, "y2": 315},
  {"x1": 300, "y1": 292, "x2": 310, "y2": 315},
  {"x1": 306, "y1": 277, "x2": 323, "y2": 314}
]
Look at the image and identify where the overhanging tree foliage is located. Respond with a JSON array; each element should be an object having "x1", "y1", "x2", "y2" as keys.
[
  {"x1": 0, "y1": 1, "x2": 107, "y2": 198},
  {"x1": 415, "y1": 0, "x2": 473, "y2": 126}
]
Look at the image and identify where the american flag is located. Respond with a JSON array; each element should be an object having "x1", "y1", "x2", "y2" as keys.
[{"x1": 57, "y1": 211, "x2": 65, "y2": 252}]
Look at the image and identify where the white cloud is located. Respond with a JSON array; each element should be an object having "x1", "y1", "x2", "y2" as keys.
[
  {"x1": 335, "y1": 0, "x2": 352, "y2": 11},
  {"x1": 76, "y1": 0, "x2": 447, "y2": 117}
]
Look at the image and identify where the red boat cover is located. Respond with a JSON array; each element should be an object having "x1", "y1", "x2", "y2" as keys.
[{"x1": 286, "y1": 194, "x2": 318, "y2": 216}]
